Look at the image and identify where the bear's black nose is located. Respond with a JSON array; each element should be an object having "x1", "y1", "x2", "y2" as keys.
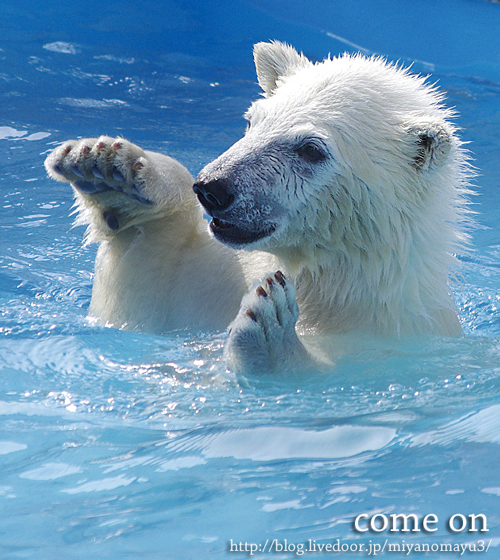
[{"x1": 193, "y1": 178, "x2": 234, "y2": 213}]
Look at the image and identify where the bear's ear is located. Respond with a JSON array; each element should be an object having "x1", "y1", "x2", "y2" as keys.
[
  {"x1": 253, "y1": 41, "x2": 311, "y2": 97},
  {"x1": 406, "y1": 120, "x2": 453, "y2": 172}
]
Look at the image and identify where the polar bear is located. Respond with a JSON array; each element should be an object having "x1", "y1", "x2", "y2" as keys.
[{"x1": 44, "y1": 41, "x2": 473, "y2": 373}]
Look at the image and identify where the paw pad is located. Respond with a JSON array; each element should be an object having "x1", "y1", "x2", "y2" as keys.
[
  {"x1": 71, "y1": 165, "x2": 84, "y2": 178},
  {"x1": 91, "y1": 166, "x2": 104, "y2": 179},
  {"x1": 103, "y1": 211, "x2": 119, "y2": 230},
  {"x1": 112, "y1": 168, "x2": 125, "y2": 182}
]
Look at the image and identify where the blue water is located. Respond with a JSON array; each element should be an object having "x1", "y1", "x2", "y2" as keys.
[{"x1": 2, "y1": 0, "x2": 500, "y2": 558}]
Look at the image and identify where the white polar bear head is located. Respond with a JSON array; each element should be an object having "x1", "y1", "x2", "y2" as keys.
[{"x1": 194, "y1": 42, "x2": 471, "y2": 284}]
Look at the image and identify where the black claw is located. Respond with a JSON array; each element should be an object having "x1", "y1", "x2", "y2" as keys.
[
  {"x1": 246, "y1": 309, "x2": 257, "y2": 322},
  {"x1": 275, "y1": 270, "x2": 286, "y2": 287},
  {"x1": 256, "y1": 286, "x2": 267, "y2": 298},
  {"x1": 103, "y1": 211, "x2": 119, "y2": 231}
]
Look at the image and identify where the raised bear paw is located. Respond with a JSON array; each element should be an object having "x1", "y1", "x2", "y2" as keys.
[
  {"x1": 45, "y1": 136, "x2": 153, "y2": 208},
  {"x1": 224, "y1": 271, "x2": 310, "y2": 374},
  {"x1": 45, "y1": 136, "x2": 195, "y2": 240}
]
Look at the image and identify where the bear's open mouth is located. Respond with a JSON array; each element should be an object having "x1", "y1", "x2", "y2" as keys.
[{"x1": 210, "y1": 217, "x2": 275, "y2": 245}]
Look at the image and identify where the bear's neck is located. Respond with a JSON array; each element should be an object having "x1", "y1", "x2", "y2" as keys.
[{"x1": 280, "y1": 239, "x2": 461, "y2": 337}]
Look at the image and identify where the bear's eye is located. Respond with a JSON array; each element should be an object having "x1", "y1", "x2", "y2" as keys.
[{"x1": 295, "y1": 141, "x2": 327, "y2": 163}]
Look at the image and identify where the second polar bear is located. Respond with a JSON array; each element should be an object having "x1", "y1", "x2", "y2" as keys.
[{"x1": 44, "y1": 42, "x2": 473, "y2": 373}]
